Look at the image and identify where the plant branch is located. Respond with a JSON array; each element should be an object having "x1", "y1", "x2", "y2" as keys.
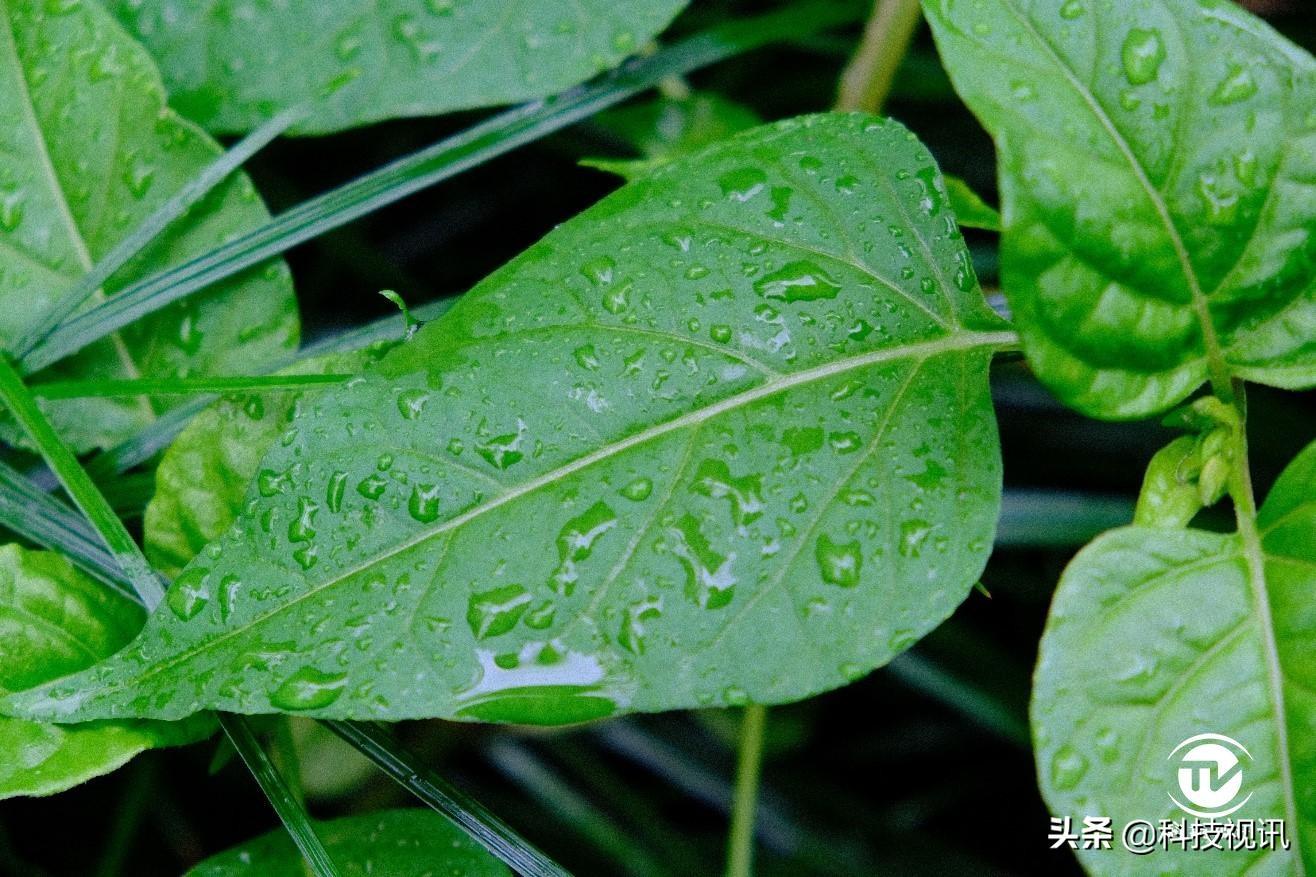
[
  {"x1": 835, "y1": 0, "x2": 922, "y2": 113},
  {"x1": 725, "y1": 704, "x2": 768, "y2": 877}
]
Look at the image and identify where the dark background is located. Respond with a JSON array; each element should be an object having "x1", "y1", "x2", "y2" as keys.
[{"x1": 2, "y1": 1, "x2": 1313, "y2": 874}]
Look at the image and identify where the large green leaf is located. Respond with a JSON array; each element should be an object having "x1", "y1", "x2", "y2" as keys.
[
  {"x1": 1032, "y1": 439, "x2": 1316, "y2": 873},
  {"x1": 0, "y1": 544, "x2": 208, "y2": 798},
  {"x1": 923, "y1": 0, "x2": 1316, "y2": 419},
  {"x1": 4, "y1": 114, "x2": 1015, "y2": 725},
  {"x1": 105, "y1": 0, "x2": 690, "y2": 135},
  {"x1": 184, "y1": 809, "x2": 510, "y2": 876},
  {"x1": 145, "y1": 348, "x2": 385, "y2": 579},
  {"x1": 0, "y1": 0, "x2": 298, "y2": 451}
]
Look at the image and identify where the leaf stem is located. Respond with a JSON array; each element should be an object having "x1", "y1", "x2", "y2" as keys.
[
  {"x1": 1223, "y1": 381, "x2": 1303, "y2": 863},
  {"x1": 219, "y1": 715, "x2": 341, "y2": 877},
  {"x1": 835, "y1": 0, "x2": 922, "y2": 112},
  {"x1": 725, "y1": 704, "x2": 768, "y2": 877},
  {"x1": 323, "y1": 720, "x2": 570, "y2": 877},
  {"x1": 0, "y1": 356, "x2": 164, "y2": 607},
  {"x1": 30, "y1": 373, "x2": 351, "y2": 400}
]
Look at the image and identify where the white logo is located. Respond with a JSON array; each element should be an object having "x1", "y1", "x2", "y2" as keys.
[{"x1": 1168, "y1": 733, "x2": 1252, "y2": 818}]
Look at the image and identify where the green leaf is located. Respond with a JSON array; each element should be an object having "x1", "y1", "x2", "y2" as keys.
[
  {"x1": 5, "y1": 113, "x2": 1015, "y2": 725},
  {"x1": 106, "y1": 0, "x2": 691, "y2": 135},
  {"x1": 145, "y1": 348, "x2": 386, "y2": 579},
  {"x1": 184, "y1": 809, "x2": 511, "y2": 876},
  {"x1": 0, "y1": 544, "x2": 208, "y2": 798},
  {"x1": 1032, "y1": 439, "x2": 1316, "y2": 873},
  {"x1": 942, "y1": 175, "x2": 1001, "y2": 232},
  {"x1": 923, "y1": 0, "x2": 1316, "y2": 419},
  {"x1": 0, "y1": 0, "x2": 298, "y2": 451},
  {"x1": 582, "y1": 92, "x2": 762, "y2": 180}
]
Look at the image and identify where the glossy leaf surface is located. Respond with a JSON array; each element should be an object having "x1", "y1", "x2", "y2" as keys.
[
  {"x1": 185, "y1": 809, "x2": 510, "y2": 876},
  {"x1": 145, "y1": 349, "x2": 382, "y2": 578},
  {"x1": 0, "y1": 545, "x2": 206, "y2": 798},
  {"x1": 0, "y1": 0, "x2": 298, "y2": 451},
  {"x1": 1032, "y1": 439, "x2": 1316, "y2": 873},
  {"x1": 924, "y1": 0, "x2": 1316, "y2": 418},
  {"x1": 6, "y1": 114, "x2": 1014, "y2": 725},
  {"x1": 107, "y1": 0, "x2": 690, "y2": 135}
]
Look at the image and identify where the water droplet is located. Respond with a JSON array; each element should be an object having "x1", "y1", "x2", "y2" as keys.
[
  {"x1": 476, "y1": 420, "x2": 527, "y2": 469},
  {"x1": 325, "y1": 471, "x2": 348, "y2": 513},
  {"x1": 573, "y1": 344, "x2": 600, "y2": 371},
  {"x1": 270, "y1": 666, "x2": 347, "y2": 710},
  {"x1": 396, "y1": 388, "x2": 429, "y2": 420},
  {"x1": 288, "y1": 497, "x2": 318, "y2": 543},
  {"x1": 408, "y1": 483, "x2": 441, "y2": 522},
  {"x1": 1211, "y1": 64, "x2": 1257, "y2": 105},
  {"x1": 356, "y1": 473, "x2": 387, "y2": 501},
  {"x1": 1051, "y1": 747, "x2": 1089, "y2": 790},
  {"x1": 718, "y1": 166, "x2": 767, "y2": 202},
  {"x1": 668, "y1": 515, "x2": 736, "y2": 609},
  {"x1": 815, "y1": 535, "x2": 861, "y2": 587},
  {"x1": 620, "y1": 477, "x2": 653, "y2": 501},
  {"x1": 1059, "y1": 0, "x2": 1084, "y2": 18},
  {"x1": 1121, "y1": 29, "x2": 1165, "y2": 86},
  {"x1": 691, "y1": 459, "x2": 763, "y2": 526},
  {"x1": 753, "y1": 260, "x2": 841, "y2": 302},
  {"x1": 899, "y1": 519, "x2": 932, "y2": 558},
  {"x1": 466, "y1": 584, "x2": 532, "y2": 639},
  {"x1": 550, "y1": 502, "x2": 617, "y2": 595},
  {"x1": 167, "y1": 566, "x2": 209, "y2": 620},
  {"x1": 619, "y1": 596, "x2": 662, "y2": 654},
  {"x1": 709, "y1": 324, "x2": 732, "y2": 344}
]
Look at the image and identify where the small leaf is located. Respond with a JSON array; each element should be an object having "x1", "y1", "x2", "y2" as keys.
[
  {"x1": 0, "y1": 0, "x2": 298, "y2": 451},
  {"x1": 942, "y1": 175, "x2": 1001, "y2": 232},
  {"x1": 5, "y1": 114, "x2": 1014, "y2": 725},
  {"x1": 184, "y1": 809, "x2": 510, "y2": 876},
  {"x1": 145, "y1": 348, "x2": 385, "y2": 578},
  {"x1": 0, "y1": 545, "x2": 208, "y2": 798},
  {"x1": 1032, "y1": 439, "x2": 1316, "y2": 874},
  {"x1": 1133, "y1": 435, "x2": 1201, "y2": 528},
  {"x1": 106, "y1": 0, "x2": 691, "y2": 135},
  {"x1": 924, "y1": 0, "x2": 1316, "y2": 418},
  {"x1": 583, "y1": 92, "x2": 762, "y2": 180}
]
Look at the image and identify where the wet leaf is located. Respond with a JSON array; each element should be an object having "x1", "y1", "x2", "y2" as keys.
[
  {"x1": 5, "y1": 114, "x2": 1014, "y2": 725},
  {"x1": 145, "y1": 348, "x2": 385, "y2": 579},
  {"x1": 0, "y1": 545, "x2": 209, "y2": 799},
  {"x1": 184, "y1": 809, "x2": 510, "y2": 876},
  {"x1": 1032, "y1": 439, "x2": 1316, "y2": 874},
  {"x1": 0, "y1": 0, "x2": 298, "y2": 451},
  {"x1": 106, "y1": 0, "x2": 690, "y2": 135},
  {"x1": 924, "y1": 0, "x2": 1316, "y2": 418}
]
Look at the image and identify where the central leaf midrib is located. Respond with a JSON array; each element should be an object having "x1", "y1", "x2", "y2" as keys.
[
  {"x1": 41, "y1": 327, "x2": 1016, "y2": 712},
  {"x1": 0, "y1": 5, "x2": 149, "y2": 408},
  {"x1": 996, "y1": 0, "x2": 1233, "y2": 394}
]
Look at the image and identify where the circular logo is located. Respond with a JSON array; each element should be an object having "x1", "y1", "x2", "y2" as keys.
[{"x1": 1167, "y1": 733, "x2": 1252, "y2": 818}]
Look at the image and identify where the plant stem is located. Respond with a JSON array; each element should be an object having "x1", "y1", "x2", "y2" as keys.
[
  {"x1": 31, "y1": 373, "x2": 351, "y2": 400},
  {"x1": 725, "y1": 704, "x2": 768, "y2": 877},
  {"x1": 220, "y1": 715, "x2": 341, "y2": 877},
  {"x1": 835, "y1": 0, "x2": 923, "y2": 113},
  {"x1": 0, "y1": 356, "x2": 164, "y2": 607},
  {"x1": 324, "y1": 720, "x2": 570, "y2": 877},
  {"x1": 1223, "y1": 381, "x2": 1303, "y2": 862}
]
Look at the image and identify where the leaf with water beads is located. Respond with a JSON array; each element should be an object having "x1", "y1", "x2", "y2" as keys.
[{"x1": 3, "y1": 113, "x2": 1014, "y2": 725}]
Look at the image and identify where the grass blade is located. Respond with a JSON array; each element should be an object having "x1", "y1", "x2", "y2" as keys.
[
  {"x1": 22, "y1": 0, "x2": 863, "y2": 374},
  {"x1": 0, "y1": 357, "x2": 164, "y2": 606},
  {"x1": 31, "y1": 373, "x2": 351, "y2": 400},
  {"x1": 218, "y1": 714, "x2": 342, "y2": 877},
  {"x1": 12, "y1": 106, "x2": 305, "y2": 359},
  {"x1": 324, "y1": 720, "x2": 571, "y2": 877}
]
